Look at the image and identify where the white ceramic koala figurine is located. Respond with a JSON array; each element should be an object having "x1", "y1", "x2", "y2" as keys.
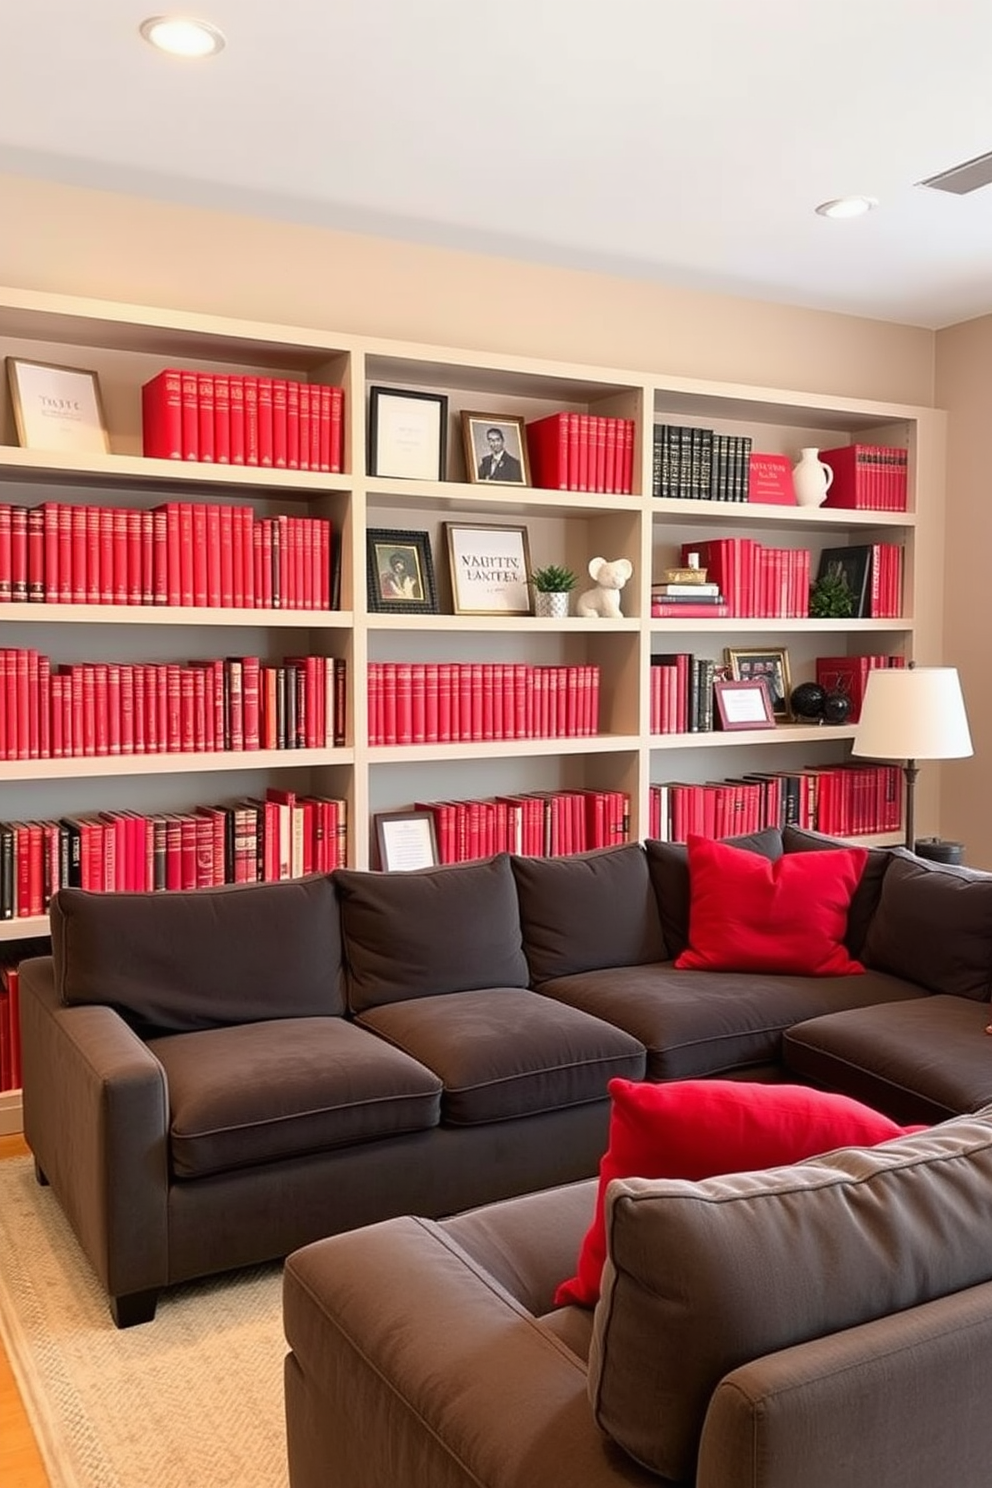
[{"x1": 576, "y1": 556, "x2": 634, "y2": 618}]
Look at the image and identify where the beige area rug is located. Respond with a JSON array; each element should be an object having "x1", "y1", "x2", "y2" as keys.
[{"x1": 0, "y1": 1156, "x2": 289, "y2": 1488}]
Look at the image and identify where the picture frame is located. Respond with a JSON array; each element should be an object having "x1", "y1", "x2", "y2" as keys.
[
  {"x1": 725, "y1": 646, "x2": 793, "y2": 720},
  {"x1": 461, "y1": 411, "x2": 531, "y2": 486},
  {"x1": 366, "y1": 528, "x2": 438, "y2": 614},
  {"x1": 713, "y1": 679, "x2": 777, "y2": 731},
  {"x1": 815, "y1": 545, "x2": 872, "y2": 618},
  {"x1": 374, "y1": 810, "x2": 439, "y2": 872},
  {"x1": 6, "y1": 356, "x2": 111, "y2": 455},
  {"x1": 444, "y1": 522, "x2": 533, "y2": 616},
  {"x1": 368, "y1": 386, "x2": 447, "y2": 481}
]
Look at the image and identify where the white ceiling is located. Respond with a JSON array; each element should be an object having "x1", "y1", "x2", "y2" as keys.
[{"x1": 4, "y1": 0, "x2": 992, "y2": 329}]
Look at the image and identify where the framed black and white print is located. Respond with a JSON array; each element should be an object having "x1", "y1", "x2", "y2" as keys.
[{"x1": 368, "y1": 387, "x2": 447, "y2": 481}]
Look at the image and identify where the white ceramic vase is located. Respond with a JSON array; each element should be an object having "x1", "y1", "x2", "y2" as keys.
[
  {"x1": 792, "y1": 447, "x2": 834, "y2": 508},
  {"x1": 534, "y1": 591, "x2": 569, "y2": 618}
]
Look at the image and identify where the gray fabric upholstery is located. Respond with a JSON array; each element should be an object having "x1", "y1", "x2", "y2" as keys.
[
  {"x1": 355, "y1": 989, "x2": 645, "y2": 1125},
  {"x1": 863, "y1": 849, "x2": 992, "y2": 1000},
  {"x1": 51, "y1": 875, "x2": 344, "y2": 1030},
  {"x1": 588, "y1": 1110, "x2": 992, "y2": 1481},
  {"x1": 511, "y1": 844, "x2": 667, "y2": 982},
  {"x1": 336, "y1": 854, "x2": 529, "y2": 1012}
]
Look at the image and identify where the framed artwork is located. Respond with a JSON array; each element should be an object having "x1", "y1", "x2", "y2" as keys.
[
  {"x1": 366, "y1": 528, "x2": 438, "y2": 614},
  {"x1": 368, "y1": 386, "x2": 447, "y2": 481},
  {"x1": 714, "y1": 679, "x2": 777, "y2": 731},
  {"x1": 444, "y1": 522, "x2": 533, "y2": 616},
  {"x1": 374, "y1": 810, "x2": 439, "y2": 872},
  {"x1": 815, "y1": 545, "x2": 872, "y2": 618},
  {"x1": 6, "y1": 357, "x2": 110, "y2": 455},
  {"x1": 725, "y1": 647, "x2": 793, "y2": 720},
  {"x1": 461, "y1": 411, "x2": 530, "y2": 486}
]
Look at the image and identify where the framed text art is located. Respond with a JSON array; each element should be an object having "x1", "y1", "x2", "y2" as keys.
[
  {"x1": 366, "y1": 528, "x2": 439, "y2": 615},
  {"x1": 461, "y1": 411, "x2": 530, "y2": 486},
  {"x1": 6, "y1": 357, "x2": 111, "y2": 455},
  {"x1": 444, "y1": 523, "x2": 533, "y2": 616},
  {"x1": 374, "y1": 810, "x2": 439, "y2": 872},
  {"x1": 714, "y1": 678, "x2": 777, "y2": 731},
  {"x1": 368, "y1": 386, "x2": 447, "y2": 481}
]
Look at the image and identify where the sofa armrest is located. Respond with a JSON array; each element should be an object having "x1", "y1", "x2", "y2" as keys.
[
  {"x1": 698, "y1": 1280, "x2": 992, "y2": 1488},
  {"x1": 284, "y1": 1215, "x2": 655, "y2": 1488},
  {"x1": 19, "y1": 956, "x2": 171, "y2": 1301}
]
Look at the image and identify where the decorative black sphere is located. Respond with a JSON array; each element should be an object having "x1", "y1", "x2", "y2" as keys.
[
  {"x1": 822, "y1": 690, "x2": 853, "y2": 725},
  {"x1": 790, "y1": 682, "x2": 827, "y2": 720}
]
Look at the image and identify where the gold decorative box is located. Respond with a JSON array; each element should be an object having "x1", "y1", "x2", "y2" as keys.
[{"x1": 660, "y1": 566, "x2": 709, "y2": 586}]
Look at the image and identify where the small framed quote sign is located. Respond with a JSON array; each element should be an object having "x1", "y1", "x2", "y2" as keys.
[
  {"x1": 444, "y1": 522, "x2": 533, "y2": 616},
  {"x1": 374, "y1": 810, "x2": 439, "y2": 872},
  {"x1": 6, "y1": 357, "x2": 111, "y2": 455},
  {"x1": 714, "y1": 678, "x2": 777, "y2": 731}
]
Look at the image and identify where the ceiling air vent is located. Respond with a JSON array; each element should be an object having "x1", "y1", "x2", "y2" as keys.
[{"x1": 918, "y1": 149, "x2": 992, "y2": 196}]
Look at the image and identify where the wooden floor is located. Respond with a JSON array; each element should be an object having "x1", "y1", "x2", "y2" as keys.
[{"x1": 0, "y1": 1133, "x2": 51, "y2": 1488}]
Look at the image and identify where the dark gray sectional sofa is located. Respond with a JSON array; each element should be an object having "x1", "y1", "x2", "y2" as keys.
[{"x1": 18, "y1": 828, "x2": 992, "y2": 1325}]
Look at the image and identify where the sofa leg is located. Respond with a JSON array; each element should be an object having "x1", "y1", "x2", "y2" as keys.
[
  {"x1": 33, "y1": 1159, "x2": 49, "y2": 1186},
  {"x1": 110, "y1": 1289, "x2": 159, "y2": 1328}
]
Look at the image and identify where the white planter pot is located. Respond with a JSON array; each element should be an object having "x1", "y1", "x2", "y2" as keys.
[{"x1": 534, "y1": 591, "x2": 570, "y2": 618}]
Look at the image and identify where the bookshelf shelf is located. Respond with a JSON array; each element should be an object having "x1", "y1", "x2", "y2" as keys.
[{"x1": 0, "y1": 283, "x2": 941, "y2": 1101}]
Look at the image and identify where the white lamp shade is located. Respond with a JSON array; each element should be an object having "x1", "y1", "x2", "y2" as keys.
[{"x1": 852, "y1": 666, "x2": 973, "y2": 761}]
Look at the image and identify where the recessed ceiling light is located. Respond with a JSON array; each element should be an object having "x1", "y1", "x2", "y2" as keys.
[
  {"x1": 139, "y1": 16, "x2": 226, "y2": 58},
  {"x1": 814, "y1": 196, "x2": 878, "y2": 220}
]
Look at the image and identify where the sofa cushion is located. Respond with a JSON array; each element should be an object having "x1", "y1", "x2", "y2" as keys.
[
  {"x1": 335, "y1": 855, "x2": 529, "y2": 1013},
  {"x1": 675, "y1": 834, "x2": 867, "y2": 977},
  {"x1": 555, "y1": 1076, "x2": 915, "y2": 1308},
  {"x1": 588, "y1": 1109, "x2": 992, "y2": 1481},
  {"x1": 51, "y1": 875, "x2": 344, "y2": 1032},
  {"x1": 148, "y1": 1017, "x2": 442, "y2": 1178},
  {"x1": 645, "y1": 828, "x2": 782, "y2": 959},
  {"x1": 785, "y1": 995, "x2": 992, "y2": 1124},
  {"x1": 863, "y1": 849, "x2": 992, "y2": 1001},
  {"x1": 354, "y1": 989, "x2": 645, "y2": 1125},
  {"x1": 538, "y1": 963, "x2": 927, "y2": 1080},
  {"x1": 782, "y1": 824, "x2": 890, "y2": 957},
  {"x1": 511, "y1": 844, "x2": 666, "y2": 983}
]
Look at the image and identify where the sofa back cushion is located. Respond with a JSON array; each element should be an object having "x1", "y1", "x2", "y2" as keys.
[
  {"x1": 645, "y1": 828, "x2": 782, "y2": 958},
  {"x1": 336, "y1": 854, "x2": 528, "y2": 1012},
  {"x1": 782, "y1": 824, "x2": 890, "y2": 957},
  {"x1": 511, "y1": 844, "x2": 666, "y2": 983},
  {"x1": 51, "y1": 876, "x2": 344, "y2": 1031},
  {"x1": 863, "y1": 849, "x2": 992, "y2": 1001},
  {"x1": 588, "y1": 1108, "x2": 992, "y2": 1481}
]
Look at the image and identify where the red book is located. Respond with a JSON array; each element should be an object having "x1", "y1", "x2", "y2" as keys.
[
  {"x1": 241, "y1": 655, "x2": 261, "y2": 749},
  {"x1": 228, "y1": 376, "x2": 246, "y2": 464},
  {"x1": 243, "y1": 377, "x2": 260, "y2": 466},
  {"x1": 213, "y1": 373, "x2": 231, "y2": 464},
  {"x1": 141, "y1": 369, "x2": 183, "y2": 460},
  {"x1": 0, "y1": 504, "x2": 11, "y2": 602},
  {"x1": 180, "y1": 370, "x2": 199, "y2": 461},
  {"x1": 318, "y1": 385, "x2": 332, "y2": 472},
  {"x1": 525, "y1": 412, "x2": 568, "y2": 489},
  {"x1": 286, "y1": 381, "x2": 300, "y2": 469},
  {"x1": 272, "y1": 379, "x2": 288, "y2": 469},
  {"x1": 257, "y1": 377, "x2": 274, "y2": 467},
  {"x1": 298, "y1": 385, "x2": 311, "y2": 471},
  {"x1": 748, "y1": 452, "x2": 796, "y2": 505},
  {"x1": 151, "y1": 507, "x2": 168, "y2": 605},
  {"x1": 196, "y1": 374, "x2": 215, "y2": 462},
  {"x1": 329, "y1": 385, "x2": 344, "y2": 473},
  {"x1": 10, "y1": 506, "x2": 28, "y2": 602},
  {"x1": 111, "y1": 507, "x2": 128, "y2": 605},
  {"x1": 651, "y1": 601, "x2": 731, "y2": 618},
  {"x1": 219, "y1": 506, "x2": 235, "y2": 607}
]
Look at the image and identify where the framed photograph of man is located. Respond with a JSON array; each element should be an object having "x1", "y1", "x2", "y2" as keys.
[
  {"x1": 366, "y1": 528, "x2": 438, "y2": 615},
  {"x1": 461, "y1": 412, "x2": 530, "y2": 487},
  {"x1": 725, "y1": 647, "x2": 793, "y2": 720}
]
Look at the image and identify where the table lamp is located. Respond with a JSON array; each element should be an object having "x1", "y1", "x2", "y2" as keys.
[{"x1": 851, "y1": 664, "x2": 972, "y2": 849}]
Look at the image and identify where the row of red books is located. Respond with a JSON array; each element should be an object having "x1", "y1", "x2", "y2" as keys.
[
  {"x1": 525, "y1": 412, "x2": 636, "y2": 494},
  {"x1": 0, "y1": 961, "x2": 21, "y2": 1092},
  {"x1": 142, "y1": 369, "x2": 344, "y2": 471},
  {"x1": 820, "y1": 444, "x2": 908, "y2": 512},
  {"x1": 0, "y1": 501, "x2": 333, "y2": 611},
  {"x1": 650, "y1": 655, "x2": 717, "y2": 734},
  {"x1": 412, "y1": 788, "x2": 631, "y2": 865},
  {"x1": 0, "y1": 790, "x2": 348, "y2": 915},
  {"x1": 677, "y1": 538, "x2": 813, "y2": 618},
  {"x1": 860, "y1": 543, "x2": 903, "y2": 619},
  {"x1": 0, "y1": 650, "x2": 346, "y2": 760},
  {"x1": 367, "y1": 662, "x2": 600, "y2": 746},
  {"x1": 649, "y1": 761, "x2": 902, "y2": 842},
  {"x1": 815, "y1": 654, "x2": 906, "y2": 723}
]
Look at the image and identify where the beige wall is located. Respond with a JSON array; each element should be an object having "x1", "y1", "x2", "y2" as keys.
[
  {"x1": 935, "y1": 317, "x2": 992, "y2": 866},
  {"x1": 0, "y1": 173, "x2": 936, "y2": 404}
]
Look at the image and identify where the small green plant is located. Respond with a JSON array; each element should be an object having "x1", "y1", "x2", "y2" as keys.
[
  {"x1": 809, "y1": 571, "x2": 855, "y2": 618},
  {"x1": 531, "y1": 564, "x2": 577, "y2": 593}
]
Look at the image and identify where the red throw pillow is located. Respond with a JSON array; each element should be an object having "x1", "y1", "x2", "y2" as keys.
[
  {"x1": 674, "y1": 833, "x2": 867, "y2": 976},
  {"x1": 555, "y1": 1077, "x2": 920, "y2": 1308}
]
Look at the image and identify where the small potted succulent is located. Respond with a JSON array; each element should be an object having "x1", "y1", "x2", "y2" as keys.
[{"x1": 531, "y1": 563, "x2": 577, "y2": 618}]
